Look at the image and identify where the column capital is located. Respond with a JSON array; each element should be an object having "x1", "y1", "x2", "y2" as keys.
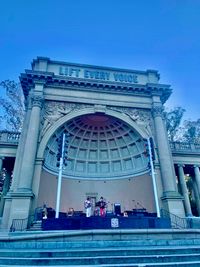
[
  {"x1": 151, "y1": 105, "x2": 164, "y2": 118},
  {"x1": 194, "y1": 165, "x2": 200, "y2": 169},
  {"x1": 178, "y1": 164, "x2": 185, "y2": 168},
  {"x1": 31, "y1": 95, "x2": 44, "y2": 108}
]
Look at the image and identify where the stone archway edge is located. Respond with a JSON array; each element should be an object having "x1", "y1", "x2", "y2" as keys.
[{"x1": 37, "y1": 106, "x2": 149, "y2": 159}]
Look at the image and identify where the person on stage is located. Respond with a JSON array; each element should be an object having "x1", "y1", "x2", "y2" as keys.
[
  {"x1": 84, "y1": 197, "x2": 92, "y2": 217},
  {"x1": 99, "y1": 196, "x2": 106, "y2": 217}
]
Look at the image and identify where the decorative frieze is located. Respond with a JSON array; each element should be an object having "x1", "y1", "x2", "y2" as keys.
[
  {"x1": 41, "y1": 102, "x2": 92, "y2": 137},
  {"x1": 109, "y1": 106, "x2": 153, "y2": 135},
  {"x1": 109, "y1": 106, "x2": 151, "y2": 123}
]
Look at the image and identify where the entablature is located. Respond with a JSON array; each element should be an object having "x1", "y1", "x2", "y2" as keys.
[{"x1": 20, "y1": 57, "x2": 172, "y2": 104}]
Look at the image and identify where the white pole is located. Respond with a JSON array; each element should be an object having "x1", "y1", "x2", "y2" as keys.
[
  {"x1": 147, "y1": 137, "x2": 160, "y2": 218},
  {"x1": 55, "y1": 133, "x2": 65, "y2": 218}
]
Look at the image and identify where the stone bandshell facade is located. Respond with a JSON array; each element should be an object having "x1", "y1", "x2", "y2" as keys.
[{"x1": 1, "y1": 57, "x2": 188, "y2": 229}]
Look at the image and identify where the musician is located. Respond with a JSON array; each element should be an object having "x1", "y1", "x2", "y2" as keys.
[
  {"x1": 98, "y1": 196, "x2": 107, "y2": 217},
  {"x1": 84, "y1": 197, "x2": 92, "y2": 217}
]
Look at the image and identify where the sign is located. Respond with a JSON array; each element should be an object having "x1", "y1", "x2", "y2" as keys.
[
  {"x1": 59, "y1": 66, "x2": 138, "y2": 84},
  {"x1": 111, "y1": 218, "x2": 119, "y2": 228}
]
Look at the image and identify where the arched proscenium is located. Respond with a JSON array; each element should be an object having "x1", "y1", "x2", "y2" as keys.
[{"x1": 37, "y1": 107, "x2": 149, "y2": 180}]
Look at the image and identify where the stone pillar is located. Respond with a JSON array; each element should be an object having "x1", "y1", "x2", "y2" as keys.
[
  {"x1": 192, "y1": 179, "x2": 200, "y2": 216},
  {"x1": 0, "y1": 170, "x2": 12, "y2": 217},
  {"x1": 152, "y1": 102, "x2": 185, "y2": 217},
  {"x1": 30, "y1": 158, "x2": 44, "y2": 215},
  {"x1": 0, "y1": 157, "x2": 4, "y2": 171},
  {"x1": 9, "y1": 98, "x2": 32, "y2": 192},
  {"x1": 0, "y1": 157, "x2": 5, "y2": 217},
  {"x1": 2, "y1": 89, "x2": 44, "y2": 229},
  {"x1": 194, "y1": 165, "x2": 200, "y2": 196},
  {"x1": 177, "y1": 164, "x2": 192, "y2": 216},
  {"x1": 152, "y1": 105, "x2": 177, "y2": 193},
  {"x1": 17, "y1": 95, "x2": 43, "y2": 191}
]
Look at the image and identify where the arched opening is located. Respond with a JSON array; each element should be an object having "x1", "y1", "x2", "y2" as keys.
[{"x1": 37, "y1": 113, "x2": 155, "y2": 215}]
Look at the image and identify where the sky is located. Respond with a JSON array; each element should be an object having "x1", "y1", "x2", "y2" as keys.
[{"x1": 1, "y1": 0, "x2": 200, "y2": 120}]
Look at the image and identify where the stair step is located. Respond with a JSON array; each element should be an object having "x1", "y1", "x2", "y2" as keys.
[
  {"x1": 0, "y1": 253, "x2": 200, "y2": 265},
  {"x1": 1, "y1": 263, "x2": 200, "y2": 267},
  {"x1": 0, "y1": 246, "x2": 200, "y2": 257},
  {"x1": 28, "y1": 221, "x2": 42, "y2": 231}
]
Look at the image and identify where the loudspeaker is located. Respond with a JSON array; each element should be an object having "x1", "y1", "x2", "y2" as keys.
[{"x1": 114, "y1": 203, "x2": 121, "y2": 215}]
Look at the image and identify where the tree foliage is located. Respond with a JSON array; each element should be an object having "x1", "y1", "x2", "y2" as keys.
[
  {"x1": 0, "y1": 80, "x2": 25, "y2": 131},
  {"x1": 165, "y1": 106, "x2": 200, "y2": 143},
  {"x1": 165, "y1": 106, "x2": 185, "y2": 142},
  {"x1": 182, "y1": 119, "x2": 200, "y2": 143}
]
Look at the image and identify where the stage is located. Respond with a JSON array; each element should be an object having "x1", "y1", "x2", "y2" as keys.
[{"x1": 42, "y1": 214, "x2": 171, "y2": 231}]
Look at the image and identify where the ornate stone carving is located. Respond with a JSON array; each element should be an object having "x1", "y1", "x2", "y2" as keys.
[
  {"x1": 109, "y1": 106, "x2": 151, "y2": 123},
  {"x1": 31, "y1": 96, "x2": 44, "y2": 108},
  {"x1": 40, "y1": 101, "x2": 92, "y2": 137},
  {"x1": 109, "y1": 106, "x2": 154, "y2": 136},
  {"x1": 151, "y1": 105, "x2": 164, "y2": 118}
]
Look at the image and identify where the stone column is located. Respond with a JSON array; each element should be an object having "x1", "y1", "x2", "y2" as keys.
[
  {"x1": 17, "y1": 95, "x2": 43, "y2": 191},
  {"x1": 2, "y1": 94, "x2": 44, "y2": 229},
  {"x1": 9, "y1": 98, "x2": 32, "y2": 192},
  {"x1": 177, "y1": 164, "x2": 192, "y2": 216},
  {"x1": 194, "y1": 165, "x2": 200, "y2": 196},
  {"x1": 192, "y1": 179, "x2": 200, "y2": 216},
  {"x1": 0, "y1": 157, "x2": 4, "y2": 171},
  {"x1": 30, "y1": 158, "x2": 44, "y2": 214},
  {"x1": 0, "y1": 170, "x2": 12, "y2": 217},
  {"x1": 0, "y1": 158, "x2": 5, "y2": 217},
  {"x1": 152, "y1": 102, "x2": 185, "y2": 218},
  {"x1": 152, "y1": 105, "x2": 177, "y2": 193}
]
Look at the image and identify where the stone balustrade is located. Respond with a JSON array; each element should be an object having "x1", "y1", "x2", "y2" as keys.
[
  {"x1": 0, "y1": 130, "x2": 200, "y2": 155},
  {"x1": 0, "y1": 131, "x2": 21, "y2": 144},
  {"x1": 170, "y1": 141, "x2": 200, "y2": 154}
]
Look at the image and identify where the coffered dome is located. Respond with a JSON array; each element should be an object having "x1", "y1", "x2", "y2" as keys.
[{"x1": 44, "y1": 114, "x2": 149, "y2": 180}]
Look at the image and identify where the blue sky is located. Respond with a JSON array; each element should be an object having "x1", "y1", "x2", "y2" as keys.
[{"x1": 1, "y1": 0, "x2": 200, "y2": 120}]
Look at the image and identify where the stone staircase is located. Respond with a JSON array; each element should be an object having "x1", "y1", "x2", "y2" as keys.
[
  {"x1": 28, "y1": 220, "x2": 42, "y2": 231},
  {"x1": 1, "y1": 229, "x2": 200, "y2": 266},
  {"x1": 0, "y1": 239, "x2": 200, "y2": 266}
]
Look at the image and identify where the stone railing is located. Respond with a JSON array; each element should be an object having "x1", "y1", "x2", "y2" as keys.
[
  {"x1": 0, "y1": 131, "x2": 20, "y2": 144},
  {"x1": 170, "y1": 141, "x2": 200, "y2": 153},
  {"x1": 0, "y1": 131, "x2": 200, "y2": 155}
]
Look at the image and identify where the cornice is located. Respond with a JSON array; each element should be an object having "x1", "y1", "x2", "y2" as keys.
[{"x1": 20, "y1": 70, "x2": 171, "y2": 103}]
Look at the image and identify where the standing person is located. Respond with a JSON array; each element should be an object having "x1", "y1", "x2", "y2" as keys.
[
  {"x1": 84, "y1": 197, "x2": 92, "y2": 217},
  {"x1": 99, "y1": 196, "x2": 106, "y2": 217},
  {"x1": 42, "y1": 204, "x2": 48, "y2": 219}
]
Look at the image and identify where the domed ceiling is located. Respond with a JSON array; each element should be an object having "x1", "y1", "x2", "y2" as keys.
[{"x1": 44, "y1": 114, "x2": 149, "y2": 180}]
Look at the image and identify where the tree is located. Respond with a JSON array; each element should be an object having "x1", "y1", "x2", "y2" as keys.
[
  {"x1": 164, "y1": 106, "x2": 185, "y2": 142},
  {"x1": 182, "y1": 119, "x2": 200, "y2": 143},
  {"x1": 0, "y1": 80, "x2": 25, "y2": 131}
]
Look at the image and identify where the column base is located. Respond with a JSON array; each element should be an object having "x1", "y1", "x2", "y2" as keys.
[
  {"x1": 1, "y1": 191, "x2": 34, "y2": 230},
  {"x1": 161, "y1": 191, "x2": 185, "y2": 218}
]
